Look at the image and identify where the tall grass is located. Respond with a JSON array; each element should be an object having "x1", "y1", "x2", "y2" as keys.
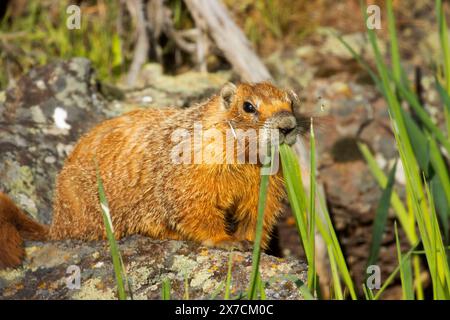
[
  {"x1": 249, "y1": 122, "x2": 357, "y2": 300},
  {"x1": 246, "y1": 0, "x2": 450, "y2": 300},
  {"x1": 280, "y1": 123, "x2": 356, "y2": 299},
  {"x1": 336, "y1": 0, "x2": 450, "y2": 299}
]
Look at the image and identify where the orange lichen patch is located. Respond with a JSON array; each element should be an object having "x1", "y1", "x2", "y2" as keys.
[
  {"x1": 15, "y1": 283, "x2": 24, "y2": 290},
  {"x1": 37, "y1": 282, "x2": 47, "y2": 290},
  {"x1": 208, "y1": 265, "x2": 219, "y2": 273},
  {"x1": 95, "y1": 281, "x2": 106, "y2": 290},
  {"x1": 48, "y1": 281, "x2": 59, "y2": 291}
]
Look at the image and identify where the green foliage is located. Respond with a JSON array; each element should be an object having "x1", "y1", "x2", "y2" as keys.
[
  {"x1": 395, "y1": 222, "x2": 414, "y2": 300},
  {"x1": 366, "y1": 161, "x2": 397, "y2": 270},
  {"x1": 280, "y1": 136, "x2": 356, "y2": 300},
  {"x1": 0, "y1": 0, "x2": 127, "y2": 88}
]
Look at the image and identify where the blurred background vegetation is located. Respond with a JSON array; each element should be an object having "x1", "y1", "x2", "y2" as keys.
[{"x1": 0, "y1": 0, "x2": 369, "y2": 89}]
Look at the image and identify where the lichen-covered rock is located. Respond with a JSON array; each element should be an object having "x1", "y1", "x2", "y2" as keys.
[
  {"x1": 0, "y1": 58, "x2": 108, "y2": 223},
  {"x1": 0, "y1": 236, "x2": 307, "y2": 300}
]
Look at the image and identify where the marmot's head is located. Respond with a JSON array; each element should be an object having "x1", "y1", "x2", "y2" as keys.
[{"x1": 219, "y1": 82, "x2": 303, "y2": 146}]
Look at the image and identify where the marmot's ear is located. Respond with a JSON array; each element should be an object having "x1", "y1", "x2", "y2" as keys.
[
  {"x1": 220, "y1": 82, "x2": 237, "y2": 109},
  {"x1": 288, "y1": 89, "x2": 301, "y2": 115},
  {"x1": 288, "y1": 89, "x2": 308, "y2": 135}
]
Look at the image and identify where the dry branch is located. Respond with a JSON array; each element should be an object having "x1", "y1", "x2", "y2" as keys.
[
  {"x1": 126, "y1": 0, "x2": 150, "y2": 87},
  {"x1": 183, "y1": 0, "x2": 271, "y2": 82}
]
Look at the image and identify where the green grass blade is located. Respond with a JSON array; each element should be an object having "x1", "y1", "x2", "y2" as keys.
[
  {"x1": 224, "y1": 252, "x2": 234, "y2": 300},
  {"x1": 297, "y1": 283, "x2": 314, "y2": 300},
  {"x1": 387, "y1": 0, "x2": 401, "y2": 83},
  {"x1": 161, "y1": 278, "x2": 171, "y2": 300},
  {"x1": 316, "y1": 190, "x2": 357, "y2": 299},
  {"x1": 279, "y1": 144, "x2": 313, "y2": 264},
  {"x1": 428, "y1": 134, "x2": 450, "y2": 216},
  {"x1": 392, "y1": 114, "x2": 449, "y2": 298},
  {"x1": 280, "y1": 143, "x2": 356, "y2": 299},
  {"x1": 276, "y1": 275, "x2": 314, "y2": 300},
  {"x1": 396, "y1": 79, "x2": 450, "y2": 154},
  {"x1": 424, "y1": 180, "x2": 450, "y2": 298},
  {"x1": 366, "y1": 161, "x2": 398, "y2": 268},
  {"x1": 401, "y1": 109, "x2": 431, "y2": 176},
  {"x1": 328, "y1": 244, "x2": 344, "y2": 300},
  {"x1": 435, "y1": 76, "x2": 450, "y2": 137},
  {"x1": 373, "y1": 241, "x2": 420, "y2": 300},
  {"x1": 394, "y1": 222, "x2": 414, "y2": 300},
  {"x1": 364, "y1": 2, "x2": 424, "y2": 203},
  {"x1": 248, "y1": 147, "x2": 274, "y2": 300},
  {"x1": 437, "y1": 0, "x2": 450, "y2": 93},
  {"x1": 308, "y1": 120, "x2": 317, "y2": 292},
  {"x1": 358, "y1": 143, "x2": 416, "y2": 243},
  {"x1": 334, "y1": 33, "x2": 381, "y2": 88},
  {"x1": 362, "y1": 284, "x2": 374, "y2": 300},
  {"x1": 431, "y1": 176, "x2": 449, "y2": 242},
  {"x1": 210, "y1": 281, "x2": 225, "y2": 300},
  {"x1": 184, "y1": 272, "x2": 190, "y2": 300},
  {"x1": 257, "y1": 271, "x2": 266, "y2": 300},
  {"x1": 95, "y1": 161, "x2": 128, "y2": 300},
  {"x1": 413, "y1": 255, "x2": 424, "y2": 300}
]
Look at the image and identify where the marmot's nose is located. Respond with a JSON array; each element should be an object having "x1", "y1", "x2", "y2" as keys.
[
  {"x1": 279, "y1": 126, "x2": 295, "y2": 135},
  {"x1": 276, "y1": 114, "x2": 297, "y2": 135}
]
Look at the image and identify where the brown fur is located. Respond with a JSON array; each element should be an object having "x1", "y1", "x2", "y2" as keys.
[
  {"x1": 0, "y1": 82, "x2": 301, "y2": 269},
  {"x1": 0, "y1": 193, "x2": 48, "y2": 268}
]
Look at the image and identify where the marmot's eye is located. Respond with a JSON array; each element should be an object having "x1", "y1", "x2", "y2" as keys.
[{"x1": 243, "y1": 101, "x2": 256, "y2": 113}]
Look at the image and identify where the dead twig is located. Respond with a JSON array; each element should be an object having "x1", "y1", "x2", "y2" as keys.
[
  {"x1": 183, "y1": 0, "x2": 271, "y2": 82},
  {"x1": 126, "y1": 0, "x2": 150, "y2": 87}
]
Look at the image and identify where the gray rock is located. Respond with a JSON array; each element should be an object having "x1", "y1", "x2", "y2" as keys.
[
  {"x1": 0, "y1": 236, "x2": 307, "y2": 300},
  {"x1": 0, "y1": 58, "x2": 108, "y2": 223}
]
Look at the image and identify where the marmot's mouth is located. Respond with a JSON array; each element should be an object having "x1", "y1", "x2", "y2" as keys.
[
  {"x1": 282, "y1": 135, "x2": 297, "y2": 146},
  {"x1": 280, "y1": 126, "x2": 295, "y2": 135},
  {"x1": 278, "y1": 128, "x2": 298, "y2": 146}
]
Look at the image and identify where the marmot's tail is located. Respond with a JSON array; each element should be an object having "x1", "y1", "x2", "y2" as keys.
[{"x1": 0, "y1": 192, "x2": 48, "y2": 269}]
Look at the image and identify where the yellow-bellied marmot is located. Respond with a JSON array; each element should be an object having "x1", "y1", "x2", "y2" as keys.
[{"x1": 0, "y1": 82, "x2": 304, "y2": 269}]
